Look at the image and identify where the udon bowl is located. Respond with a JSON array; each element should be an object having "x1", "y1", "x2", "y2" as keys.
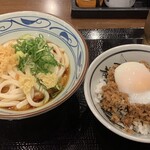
[
  {"x1": 84, "y1": 44, "x2": 150, "y2": 143},
  {"x1": 0, "y1": 11, "x2": 89, "y2": 119}
]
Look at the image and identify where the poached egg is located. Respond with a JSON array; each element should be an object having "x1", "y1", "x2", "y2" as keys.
[{"x1": 114, "y1": 62, "x2": 150, "y2": 104}]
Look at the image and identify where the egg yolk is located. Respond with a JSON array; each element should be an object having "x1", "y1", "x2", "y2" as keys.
[{"x1": 114, "y1": 62, "x2": 150, "y2": 94}]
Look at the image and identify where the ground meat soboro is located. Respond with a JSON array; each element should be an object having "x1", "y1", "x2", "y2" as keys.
[{"x1": 100, "y1": 62, "x2": 150, "y2": 134}]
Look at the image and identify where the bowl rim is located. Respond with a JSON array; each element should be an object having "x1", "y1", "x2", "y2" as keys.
[
  {"x1": 0, "y1": 11, "x2": 89, "y2": 120},
  {"x1": 84, "y1": 44, "x2": 150, "y2": 143}
]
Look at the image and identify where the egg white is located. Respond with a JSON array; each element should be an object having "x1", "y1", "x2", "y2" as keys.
[{"x1": 129, "y1": 92, "x2": 150, "y2": 104}]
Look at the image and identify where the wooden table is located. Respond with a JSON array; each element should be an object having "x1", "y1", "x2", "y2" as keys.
[
  {"x1": 0, "y1": 1, "x2": 149, "y2": 149},
  {"x1": 0, "y1": 0, "x2": 147, "y2": 29}
]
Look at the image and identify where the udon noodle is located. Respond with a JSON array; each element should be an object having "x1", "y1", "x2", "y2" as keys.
[{"x1": 0, "y1": 34, "x2": 69, "y2": 111}]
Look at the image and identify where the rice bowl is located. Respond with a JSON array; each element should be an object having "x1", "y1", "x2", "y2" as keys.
[{"x1": 84, "y1": 44, "x2": 150, "y2": 143}]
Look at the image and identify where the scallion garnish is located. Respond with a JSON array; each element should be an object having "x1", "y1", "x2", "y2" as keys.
[{"x1": 14, "y1": 34, "x2": 59, "y2": 74}]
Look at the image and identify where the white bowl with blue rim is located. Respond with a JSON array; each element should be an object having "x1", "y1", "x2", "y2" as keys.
[
  {"x1": 0, "y1": 11, "x2": 89, "y2": 119},
  {"x1": 84, "y1": 44, "x2": 150, "y2": 143}
]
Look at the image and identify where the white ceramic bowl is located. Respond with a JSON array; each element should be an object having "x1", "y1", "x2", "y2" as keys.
[
  {"x1": 84, "y1": 44, "x2": 150, "y2": 143},
  {"x1": 0, "y1": 11, "x2": 89, "y2": 120},
  {"x1": 104, "y1": 0, "x2": 136, "y2": 8}
]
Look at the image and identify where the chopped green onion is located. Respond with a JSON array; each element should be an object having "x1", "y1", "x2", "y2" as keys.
[{"x1": 14, "y1": 34, "x2": 59, "y2": 74}]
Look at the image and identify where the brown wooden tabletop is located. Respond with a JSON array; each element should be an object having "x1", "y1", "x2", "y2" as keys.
[{"x1": 0, "y1": 0, "x2": 147, "y2": 29}]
